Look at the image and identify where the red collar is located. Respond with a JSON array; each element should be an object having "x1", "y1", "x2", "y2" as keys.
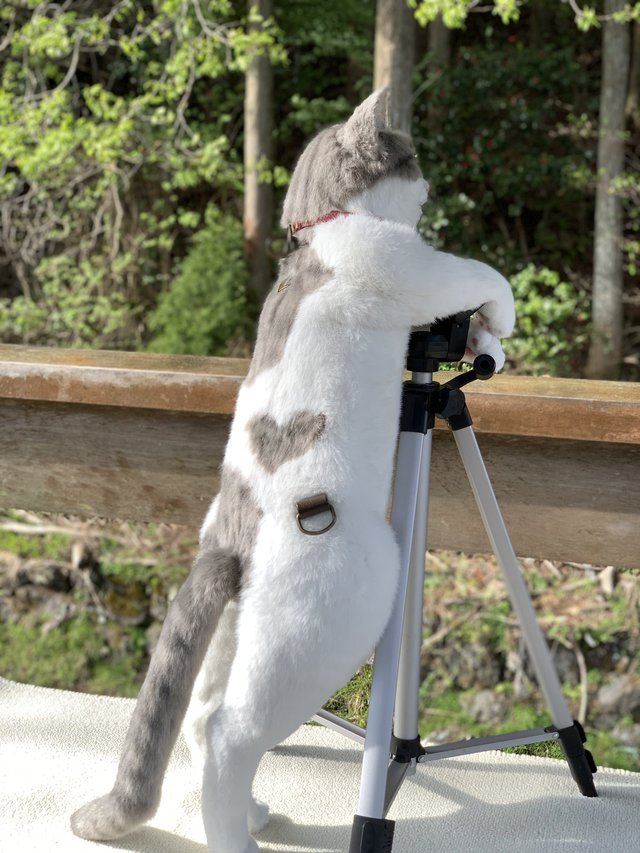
[{"x1": 289, "y1": 209, "x2": 352, "y2": 235}]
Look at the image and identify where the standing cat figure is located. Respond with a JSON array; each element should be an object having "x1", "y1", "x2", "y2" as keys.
[{"x1": 71, "y1": 89, "x2": 515, "y2": 853}]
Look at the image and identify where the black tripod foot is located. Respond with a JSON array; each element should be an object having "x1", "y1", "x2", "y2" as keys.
[
  {"x1": 349, "y1": 815, "x2": 395, "y2": 853},
  {"x1": 556, "y1": 720, "x2": 598, "y2": 797}
]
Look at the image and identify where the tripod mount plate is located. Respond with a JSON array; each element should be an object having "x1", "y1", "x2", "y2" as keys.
[{"x1": 408, "y1": 308, "x2": 478, "y2": 372}]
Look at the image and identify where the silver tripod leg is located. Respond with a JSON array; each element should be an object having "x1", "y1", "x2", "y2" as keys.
[
  {"x1": 449, "y1": 425, "x2": 597, "y2": 801},
  {"x1": 452, "y1": 426, "x2": 574, "y2": 729},
  {"x1": 394, "y1": 426, "x2": 432, "y2": 745},
  {"x1": 348, "y1": 421, "x2": 597, "y2": 852},
  {"x1": 352, "y1": 425, "x2": 431, "y2": 824},
  {"x1": 347, "y1": 337, "x2": 597, "y2": 852}
]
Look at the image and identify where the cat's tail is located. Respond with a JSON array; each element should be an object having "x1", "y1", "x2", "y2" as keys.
[{"x1": 70, "y1": 534, "x2": 240, "y2": 841}]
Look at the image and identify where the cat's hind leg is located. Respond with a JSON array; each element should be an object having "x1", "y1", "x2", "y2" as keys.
[
  {"x1": 183, "y1": 600, "x2": 239, "y2": 770},
  {"x1": 200, "y1": 516, "x2": 400, "y2": 853},
  {"x1": 182, "y1": 599, "x2": 269, "y2": 837},
  {"x1": 70, "y1": 536, "x2": 239, "y2": 842}
]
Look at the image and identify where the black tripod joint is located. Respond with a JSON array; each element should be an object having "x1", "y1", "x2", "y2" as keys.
[
  {"x1": 399, "y1": 381, "x2": 438, "y2": 433},
  {"x1": 435, "y1": 385, "x2": 473, "y2": 431},
  {"x1": 401, "y1": 317, "x2": 496, "y2": 434},
  {"x1": 399, "y1": 375, "x2": 476, "y2": 434},
  {"x1": 390, "y1": 733, "x2": 425, "y2": 763}
]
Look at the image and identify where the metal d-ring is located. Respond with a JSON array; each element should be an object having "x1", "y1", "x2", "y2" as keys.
[{"x1": 296, "y1": 493, "x2": 337, "y2": 536}]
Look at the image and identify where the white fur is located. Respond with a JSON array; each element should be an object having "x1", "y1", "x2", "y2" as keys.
[
  {"x1": 349, "y1": 174, "x2": 429, "y2": 227},
  {"x1": 188, "y1": 175, "x2": 514, "y2": 852}
]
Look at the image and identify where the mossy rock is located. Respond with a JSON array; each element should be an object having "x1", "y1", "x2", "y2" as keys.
[{"x1": 102, "y1": 578, "x2": 150, "y2": 627}]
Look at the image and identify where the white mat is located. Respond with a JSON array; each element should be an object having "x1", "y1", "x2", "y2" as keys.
[{"x1": 0, "y1": 677, "x2": 638, "y2": 852}]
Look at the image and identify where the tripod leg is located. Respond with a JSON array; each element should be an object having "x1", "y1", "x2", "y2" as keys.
[
  {"x1": 394, "y1": 429, "x2": 432, "y2": 746},
  {"x1": 452, "y1": 425, "x2": 597, "y2": 797},
  {"x1": 349, "y1": 431, "x2": 426, "y2": 853}
]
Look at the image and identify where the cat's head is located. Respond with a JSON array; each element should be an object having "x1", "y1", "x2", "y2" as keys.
[{"x1": 281, "y1": 89, "x2": 428, "y2": 233}]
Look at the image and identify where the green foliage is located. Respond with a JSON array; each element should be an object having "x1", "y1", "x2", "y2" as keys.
[
  {"x1": 0, "y1": 0, "x2": 284, "y2": 349},
  {"x1": 614, "y1": 169, "x2": 640, "y2": 278},
  {"x1": 575, "y1": 6, "x2": 600, "y2": 32},
  {"x1": 0, "y1": 529, "x2": 70, "y2": 560},
  {"x1": 147, "y1": 206, "x2": 249, "y2": 356},
  {"x1": 0, "y1": 0, "x2": 637, "y2": 373},
  {"x1": 284, "y1": 94, "x2": 354, "y2": 136},
  {"x1": 0, "y1": 265, "x2": 138, "y2": 348},
  {"x1": 416, "y1": 35, "x2": 597, "y2": 273},
  {"x1": 584, "y1": 726, "x2": 640, "y2": 773},
  {"x1": 0, "y1": 519, "x2": 194, "y2": 696},
  {"x1": 324, "y1": 664, "x2": 373, "y2": 728},
  {"x1": 273, "y1": 0, "x2": 374, "y2": 157},
  {"x1": 413, "y1": 0, "x2": 521, "y2": 28},
  {"x1": 411, "y1": 0, "x2": 640, "y2": 30},
  {"x1": 85, "y1": 658, "x2": 144, "y2": 698},
  {"x1": 504, "y1": 739, "x2": 565, "y2": 761},
  {"x1": 503, "y1": 265, "x2": 590, "y2": 375},
  {"x1": 413, "y1": 0, "x2": 474, "y2": 29},
  {"x1": 0, "y1": 617, "x2": 144, "y2": 694},
  {"x1": 412, "y1": 27, "x2": 605, "y2": 375}
]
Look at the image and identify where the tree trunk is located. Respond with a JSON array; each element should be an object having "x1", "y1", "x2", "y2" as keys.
[
  {"x1": 586, "y1": 1, "x2": 630, "y2": 380},
  {"x1": 626, "y1": 22, "x2": 640, "y2": 128},
  {"x1": 428, "y1": 14, "x2": 451, "y2": 68},
  {"x1": 243, "y1": 0, "x2": 274, "y2": 306},
  {"x1": 425, "y1": 14, "x2": 451, "y2": 129},
  {"x1": 374, "y1": 0, "x2": 416, "y2": 134}
]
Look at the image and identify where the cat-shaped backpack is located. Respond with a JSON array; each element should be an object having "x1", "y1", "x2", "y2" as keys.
[{"x1": 71, "y1": 89, "x2": 515, "y2": 853}]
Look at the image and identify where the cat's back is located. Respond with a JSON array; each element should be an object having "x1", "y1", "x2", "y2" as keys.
[{"x1": 244, "y1": 246, "x2": 336, "y2": 388}]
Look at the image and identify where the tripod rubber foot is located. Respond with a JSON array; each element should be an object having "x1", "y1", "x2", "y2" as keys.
[
  {"x1": 556, "y1": 721, "x2": 598, "y2": 797},
  {"x1": 349, "y1": 815, "x2": 395, "y2": 853}
]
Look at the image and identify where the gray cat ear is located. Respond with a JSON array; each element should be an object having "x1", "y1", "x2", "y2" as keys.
[{"x1": 338, "y1": 88, "x2": 389, "y2": 152}]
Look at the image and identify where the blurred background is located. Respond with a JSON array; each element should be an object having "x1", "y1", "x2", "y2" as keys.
[
  {"x1": 0, "y1": 1, "x2": 638, "y2": 773},
  {"x1": 0, "y1": 0, "x2": 638, "y2": 378}
]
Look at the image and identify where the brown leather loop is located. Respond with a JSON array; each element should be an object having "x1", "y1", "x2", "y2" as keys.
[{"x1": 296, "y1": 493, "x2": 337, "y2": 536}]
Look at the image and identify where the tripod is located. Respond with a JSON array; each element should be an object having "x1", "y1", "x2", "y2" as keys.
[{"x1": 312, "y1": 311, "x2": 597, "y2": 853}]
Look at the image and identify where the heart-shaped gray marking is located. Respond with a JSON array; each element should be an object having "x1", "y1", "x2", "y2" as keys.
[{"x1": 247, "y1": 411, "x2": 327, "y2": 473}]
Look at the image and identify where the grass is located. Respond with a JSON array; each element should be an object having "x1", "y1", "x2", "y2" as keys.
[
  {"x1": 0, "y1": 529, "x2": 71, "y2": 560},
  {"x1": 324, "y1": 664, "x2": 372, "y2": 728},
  {"x1": 0, "y1": 616, "x2": 148, "y2": 696},
  {"x1": 1, "y1": 518, "x2": 638, "y2": 772}
]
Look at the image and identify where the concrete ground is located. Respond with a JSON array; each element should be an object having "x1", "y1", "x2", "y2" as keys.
[{"x1": 1, "y1": 677, "x2": 638, "y2": 853}]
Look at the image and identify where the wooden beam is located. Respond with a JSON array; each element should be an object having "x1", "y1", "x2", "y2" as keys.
[
  {"x1": 1, "y1": 344, "x2": 638, "y2": 443},
  {"x1": 462, "y1": 374, "x2": 640, "y2": 444},
  {"x1": 0, "y1": 345, "x2": 248, "y2": 416},
  {"x1": 428, "y1": 432, "x2": 639, "y2": 567},
  {"x1": 0, "y1": 399, "x2": 226, "y2": 525},
  {"x1": 0, "y1": 346, "x2": 638, "y2": 566}
]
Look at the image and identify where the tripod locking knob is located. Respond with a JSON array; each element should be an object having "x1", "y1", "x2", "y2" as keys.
[{"x1": 473, "y1": 354, "x2": 496, "y2": 380}]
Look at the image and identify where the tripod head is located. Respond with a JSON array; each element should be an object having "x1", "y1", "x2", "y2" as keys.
[{"x1": 407, "y1": 308, "x2": 495, "y2": 380}]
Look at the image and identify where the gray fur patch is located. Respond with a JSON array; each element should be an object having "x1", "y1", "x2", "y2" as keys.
[
  {"x1": 70, "y1": 538, "x2": 240, "y2": 841},
  {"x1": 247, "y1": 411, "x2": 327, "y2": 474},
  {"x1": 245, "y1": 247, "x2": 334, "y2": 384},
  {"x1": 216, "y1": 466, "x2": 264, "y2": 559},
  {"x1": 71, "y1": 474, "x2": 262, "y2": 841},
  {"x1": 281, "y1": 91, "x2": 422, "y2": 229}
]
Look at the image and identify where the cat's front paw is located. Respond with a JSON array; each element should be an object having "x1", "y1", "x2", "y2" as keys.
[
  {"x1": 464, "y1": 319, "x2": 507, "y2": 371},
  {"x1": 477, "y1": 296, "x2": 515, "y2": 340},
  {"x1": 70, "y1": 792, "x2": 149, "y2": 841},
  {"x1": 472, "y1": 266, "x2": 515, "y2": 339}
]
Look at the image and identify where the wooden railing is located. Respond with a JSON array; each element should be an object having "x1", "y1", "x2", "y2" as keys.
[{"x1": 0, "y1": 344, "x2": 638, "y2": 567}]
